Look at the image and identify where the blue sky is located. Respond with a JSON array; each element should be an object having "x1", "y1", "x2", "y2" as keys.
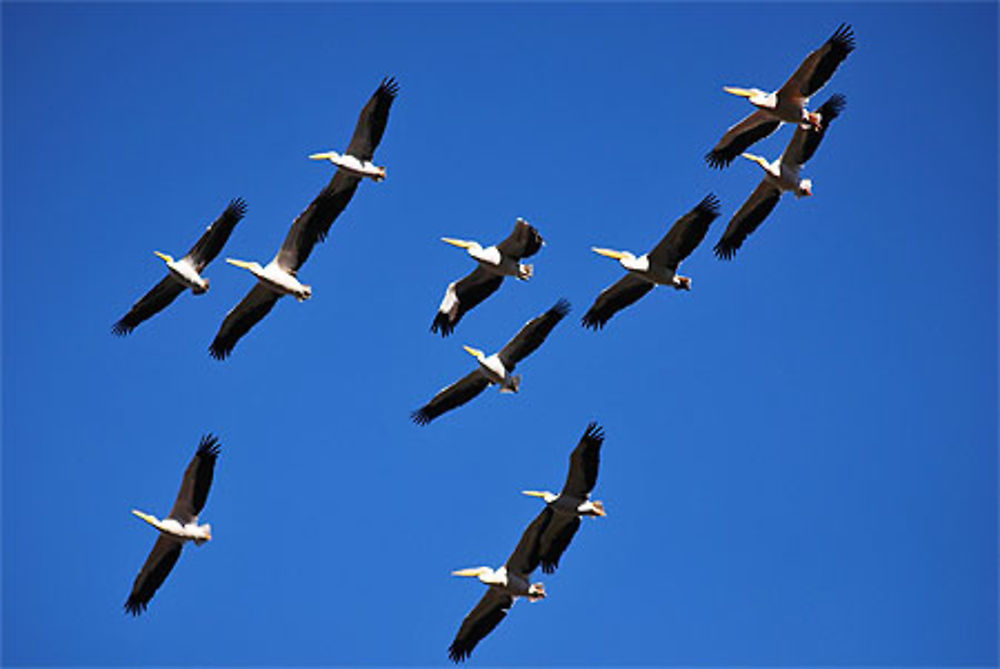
[{"x1": 3, "y1": 3, "x2": 997, "y2": 666}]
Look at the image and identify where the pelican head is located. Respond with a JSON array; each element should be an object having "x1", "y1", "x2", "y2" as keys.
[
  {"x1": 797, "y1": 179, "x2": 814, "y2": 198},
  {"x1": 225, "y1": 258, "x2": 263, "y2": 273},
  {"x1": 309, "y1": 151, "x2": 341, "y2": 163},
  {"x1": 592, "y1": 247, "x2": 637, "y2": 267},
  {"x1": 724, "y1": 86, "x2": 773, "y2": 108},
  {"x1": 462, "y1": 345, "x2": 485, "y2": 361},
  {"x1": 442, "y1": 237, "x2": 481, "y2": 253},
  {"x1": 154, "y1": 251, "x2": 175, "y2": 265},
  {"x1": 131, "y1": 509, "x2": 161, "y2": 530},
  {"x1": 522, "y1": 490, "x2": 557, "y2": 504},
  {"x1": 452, "y1": 566, "x2": 492, "y2": 579},
  {"x1": 805, "y1": 110, "x2": 823, "y2": 130},
  {"x1": 674, "y1": 275, "x2": 692, "y2": 291},
  {"x1": 527, "y1": 582, "x2": 547, "y2": 601},
  {"x1": 588, "y1": 500, "x2": 607, "y2": 517},
  {"x1": 197, "y1": 523, "x2": 213, "y2": 543}
]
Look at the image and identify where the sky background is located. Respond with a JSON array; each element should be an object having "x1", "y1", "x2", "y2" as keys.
[{"x1": 3, "y1": 3, "x2": 997, "y2": 666}]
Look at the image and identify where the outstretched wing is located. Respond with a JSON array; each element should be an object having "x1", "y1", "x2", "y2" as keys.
[
  {"x1": 562, "y1": 422, "x2": 604, "y2": 498},
  {"x1": 448, "y1": 588, "x2": 515, "y2": 663},
  {"x1": 781, "y1": 94, "x2": 846, "y2": 169},
  {"x1": 412, "y1": 371, "x2": 491, "y2": 425},
  {"x1": 168, "y1": 434, "x2": 221, "y2": 523},
  {"x1": 112, "y1": 276, "x2": 186, "y2": 336},
  {"x1": 498, "y1": 299, "x2": 570, "y2": 369},
  {"x1": 648, "y1": 194, "x2": 721, "y2": 270},
  {"x1": 276, "y1": 172, "x2": 361, "y2": 274},
  {"x1": 538, "y1": 511, "x2": 581, "y2": 574},
  {"x1": 495, "y1": 218, "x2": 544, "y2": 260},
  {"x1": 581, "y1": 274, "x2": 654, "y2": 330},
  {"x1": 706, "y1": 110, "x2": 781, "y2": 169},
  {"x1": 714, "y1": 180, "x2": 783, "y2": 260},
  {"x1": 124, "y1": 535, "x2": 183, "y2": 616},
  {"x1": 209, "y1": 283, "x2": 282, "y2": 360},
  {"x1": 185, "y1": 198, "x2": 248, "y2": 271},
  {"x1": 778, "y1": 23, "x2": 855, "y2": 100},
  {"x1": 506, "y1": 510, "x2": 552, "y2": 576},
  {"x1": 431, "y1": 268, "x2": 504, "y2": 337},
  {"x1": 345, "y1": 77, "x2": 399, "y2": 162}
]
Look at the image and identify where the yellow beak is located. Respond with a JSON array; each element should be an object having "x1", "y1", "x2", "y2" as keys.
[
  {"x1": 723, "y1": 86, "x2": 755, "y2": 98},
  {"x1": 308, "y1": 151, "x2": 338, "y2": 161},
  {"x1": 225, "y1": 258, "x2": 253, "y2": 270},
  {"x1": 452, "y1": 568, "x2": 484, "y2": 577},
  {"x1": 592, "y1": 247, "x2": 627, "y2": 260},
  {"x1": 462, "y1": 345, "x2": 484, "y2": 358},
  {"x1": 441, "y1": 237, "x2": 475, "y2": 250},
  {"x1": 521, "y1": 490, "x2": 548, "y2": 498},
  {"x1": 131, "y1": 509, "x2": 159, "y2": 527},
  {"x1": 154, "y1": 251, "x2": 174, "y2": 264},
  {"x1": 740, "y1": 153, "x2": 768, "y2": 168}
]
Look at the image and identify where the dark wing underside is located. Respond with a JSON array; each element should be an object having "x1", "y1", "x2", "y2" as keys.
[
  {"x1": 185, "y1": 198, "x2": 248, "y2": 271},
  {"x1": 448, "y1": 588, "x2": 514, "y2": 663},
  {"x1": 562, "y1": 422, "x2": 604, "y2": 498},
  {"x1": 506, "y1": 510, "x2": 552, "y2": 576},
  {"x1": 209, "y1": 283, "x2": 282, "y2": 360},
  {"x1": 497, "y1": 299, "x2": 570, "y2": 369},
  {"x1": 706, "y1": 111, "x2": 781, "y2": 169},
  {"x1": 412, "y1": 371, "x2": 491, "y2": 425},
  {"x1": 124, "y1": 534, "x2": 183, "y2": 616},
  {"x1": 431, "y1": 268, "x2": 504, "y2": 337},
  {"x1": 112, "y1": 275, "x2": 187, "y2": 336},
  {"x1": 581, "y1": 274, "x2": 655, "y2": 330},
  {"x1": 781, "y1": 23, "x2": 855, "y2": 99},
  {"x1": 168, "y1": 434, "x2": 220, "y2": 523},
  {"x1": 714, "y1": 181, "x2": 782, "y2": 261},
  {"x1": 647, "y1": 194, "x2": 721, "y2": 270},
  {"x1": 495, "y1": 219, "x2": 544, "y2": 260},
  {"x1": 276, "y1": 171, "x2": 361, "y2": 273},
  {"x1": 538, "y1": 512, "x2": 581, "y2": 574},
  {"x1": 781, "y1": 94, "x2": 846, "y2": 168},
  {"x1": 345, "y1": 77, "x2": 399, "y2": 162}
]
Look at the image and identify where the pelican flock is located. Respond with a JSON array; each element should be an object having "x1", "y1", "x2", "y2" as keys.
[{"x1": 109, "y1": 21, "x2": 854, "y2": 661}]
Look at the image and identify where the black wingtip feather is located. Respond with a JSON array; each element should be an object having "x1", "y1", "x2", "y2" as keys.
[
  {"x1": 819, "y1": 93, "x2": 847, "y2": 126},
  {"x1": 583, "y1": 422, "x2": 605, "y2": 444},
  {"x1": 411, "y1": 409, "x2": 432, "y2": 426},
  {"x1": 431, "y1": 312, "x2": 455, "y2": 337},
  {"x1": 379, "y1": 76, "x2": 400, "y2": 99},
  {"x1": 448, "y1": 644, "x2": 469, "y2": 663},
  {"x1": 714, "y1": 240, "x2": 737, "y2": 261},
  {"x1": 208, "y1": 342, "x2": 232, "y2": 361},
  {"x1": 198, "y1": 434, "x2": 221, "y2": 458},
  {"x1": 581, "y1": 310, "x2": 608, "y2": 331},
  {"x1": 705, "y1": 150, "x2": 734, "y2": 170},
  {"x1": 551, "y1": 298, "x2": 571, "y2": 319},
  {"x1": 697, "y1": 193, "x2": 721, "y2": 218},
  {"x1": 123, "y1": 598, "x2": 146, "y2": 616},
  {"x1": 831, "y1": 23, "x2": 856, "y2": 54},
  {"x1": 225, "y1": 197, "x2": 248, "y2": 220},
  {"x1": 111, "y1": 320, "x2": 134, "y2": 336}
]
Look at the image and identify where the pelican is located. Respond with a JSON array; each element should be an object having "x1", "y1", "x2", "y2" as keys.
[
  {"x1": 522, "y1": 422, "x2": 606, "y2": 573},
  {"x1": 582, "y1": 194, "x2": 720, "y2": 330},
  {"x1": 714, "y1": 94, "x2": 845, "y2": 260},
  {"x1": 208, "y1": 78, "x2": 398, "y2": 359},
  {"x1": 706, "y1": 24, "x2": 854, "y2": 168},
  {"x1": 112, "y1": 198, "x2": 246, "y2": 335},
  {"x1": 432, "y1": 218, "x2": 545, "y2": 336},
  {"x1": 125, "y1": 434, "x2": 220, "y2": 616},
  {"x1": 449, "y1": 512, "x2": 550, "y2": 662},
  {"x1": 413, "y1": 299, "x2": 569, "y2": 425}
]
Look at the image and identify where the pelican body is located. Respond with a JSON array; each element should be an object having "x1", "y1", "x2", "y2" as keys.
[
  {"x1": 463, "y1": 345, "x2": 520, "y2": 393},
  {"x1": 591, "y1": 248, "x2": 689, "y2": 289},
  {"x1": 157, "y1": 252, "x2": 209, "y2": 294},
  {"x1": 742, "y1": 153, "x2": 813, "y2": 197},
  {"x1": 225, "y1": 259, "x2": 312, "y2": 302},
  {"x1": 308, "y1": 150, "x2": 386, "y2": 181},
  {"x1": 442, "y1": 236, "x2": 533, "y2": 280},
  {"x1": 131, "y1": 510, "x2": 212, "y2": 544},
  {"x1": 452, "y1": 566, "x2": 545, "y2": 601}
]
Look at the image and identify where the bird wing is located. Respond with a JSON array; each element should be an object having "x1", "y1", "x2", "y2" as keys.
[
  {"x1": 494, "y1": 219, "x2": 544, "y2": 260},
  {"x1": 778, "y1": 23, "x2": 855, "y2": 100},
  {"x1": 506, "y1": 510, "x2": 552, "y2": 576},
  {"x1": 124, "y1": 534, "x2": 183, "y2": 616},
  {"x1": 497, "y1": 299, "x2": 570, "y2": 369},
  {"x1": 581, "y1": 274, "x2": 655, "y2": 331},
  {"x1": 412, "y1": 371, "x2": 491, "y2": 425},
  {"x1": 431, "y1": 268, "x2": 504, "y2": 337},
  {"x1": 209, "y1": 283, "x2": 282, "y2": 360},
  {"x1": 538, "y1": 512, "x2": 581, "y2": 574},
  {"x1": 185, "y1": 198, "x2": 248, "y2": 271},
  {"x1": 780, "y1": 94, "x2": 846, "y2": 169},
  {"x1": 448, "y1": 588, "x2": 515, "y2": 663},
  {"x1": 168, "y1": 434, "x2": 221, "y2": 523},
  {"x1": 706, "y1": 110, "x2": 781, "y2": 169},
  {"x1": 112, "y1": 275, "x2": 187, "y2": 336},
  {"x1": 647, "y1": 194, "x2": 721, "y2": 270},
  {"x1": 713, "y1": 180, "x2": 783, "y2": 260},
  {"x1": 562, "y1": 422, "x2": 604, "y2": 498},
  {"x1": 344, "y1": 77, "x2": 399, "y2": 162},
  {"x1": 275, "y1": 171, "x2": 361, "y2": 274}
]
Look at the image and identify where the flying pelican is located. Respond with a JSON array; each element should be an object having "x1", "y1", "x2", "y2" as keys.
[
  {"x1": 706, "y1": 24, "x2": 854, "y2": 168},
  {"x1": 112, "y1": 198, "x2": 246, "y2": 335},
  {"x1": 432, "y1": 218, "x2": 545, "y2": 336},
  {"x1": 582, "y1": 194, "x2": 720, "y2": 330},
  {"x1": 208, "y1": 78, "x2": 398, "y2": 359},
  {"x1": 448, "y1": 511, "x2": 550, "y2": 662},
  {"x1": 125, "y1": 434, "x2": 220, "y2": 616},
  {"x1": 714, "y1": 94, "x2": 845, "y2": 260},
  {"x1": 522, "y1": 422, "x2": 606, "y2": 573},
  {"x1": 413, "y1": 299, "x2": 569, "y2": 424}
]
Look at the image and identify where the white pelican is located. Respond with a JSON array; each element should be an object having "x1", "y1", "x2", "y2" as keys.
[
  {"x1": 448, "y1": 512, "x2": 550, "y2": 662},
  {"x1": 413, "y1": 299, "x2": 569, "y2": 424},
  {"x1": 582, "y1": 194, "x2": 720, "y2": 330},
  {"x1": 522, "y1": 422, "x2": 606, "y2": 573},
  {"x1": 208, "y1": 79, "x2": 398, "y2": 359},
  {"x1": 125, "y1": 434, "x2": 220, "y2": 616},
  {"x1": 432, "y1": 218, "x2": 545, "y2": 336},
  {"x1": 714, "y1": 94, "x2": 845, "y2": 260},
  {"x1": 706, "y1": 24, "x2": 854, "y2": 168},
  {"x1": 112, "y1": 198, "x2": 246, "y2": 335}
]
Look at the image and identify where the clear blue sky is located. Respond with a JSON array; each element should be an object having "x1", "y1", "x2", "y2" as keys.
[{"x1": 3, "y1": 3, "x2": 997, "y2": 666}]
